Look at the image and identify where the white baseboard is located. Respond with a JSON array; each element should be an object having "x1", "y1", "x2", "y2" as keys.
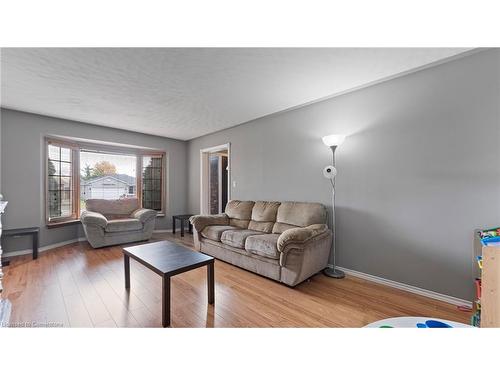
[
  {"x1": 153, "y1": 229, "x2": 173, "y2": 233},
  {"x1": 4, "y1": 230, "x2": 173, "y2": 258},
  {"x1": 4, "y1": 237, "x2": 87, "y2": 258},
  {"x1": 337, "y1": 266, "x2": 472, "y2": 308}
]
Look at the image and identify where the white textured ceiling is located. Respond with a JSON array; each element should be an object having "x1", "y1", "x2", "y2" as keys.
[{"x1": 0, "y1": 48, "x2": 471, "y2": 140}]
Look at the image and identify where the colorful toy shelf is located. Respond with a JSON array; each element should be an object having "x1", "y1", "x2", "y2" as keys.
[{"x1": 475, "y1": 227, "x2": 500, "y2": 327}]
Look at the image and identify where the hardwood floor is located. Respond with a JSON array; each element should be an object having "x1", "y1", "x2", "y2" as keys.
[{"x1": 2, "y1": 232, "x2": 470, "y2": 327}]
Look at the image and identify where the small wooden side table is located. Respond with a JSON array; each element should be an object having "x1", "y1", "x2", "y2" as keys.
[{"x1": 172, "y1": 214, "x2": 193, "y2": 237}]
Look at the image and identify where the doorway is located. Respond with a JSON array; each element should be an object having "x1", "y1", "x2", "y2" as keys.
[{"x1": 200, "y1": 143, "x2": 230, "y2": 215}]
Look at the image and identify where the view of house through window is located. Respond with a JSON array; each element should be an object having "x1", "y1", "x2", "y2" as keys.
[
  {"x1": 80, "y1": 150, "x2": 137, "y2": 212},
  {"x1": 46, "y1": 138, "x2": 166, "y2": 224}
]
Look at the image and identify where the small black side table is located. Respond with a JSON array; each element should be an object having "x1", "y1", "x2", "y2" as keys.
[
  {"x1": 1, "y1": 227, "x2": 40, "y2": 262},
  {"x1": 172, "y1": 215, "x2": 193, "y2": 237}
]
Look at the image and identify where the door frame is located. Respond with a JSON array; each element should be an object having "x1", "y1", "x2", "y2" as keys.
[{"x1": 199, "y1": 143, "x2": 231, "y2": 215}]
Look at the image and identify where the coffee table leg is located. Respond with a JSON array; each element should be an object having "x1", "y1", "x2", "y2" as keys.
[
  {"x1": 208, "y1": 261, "x2": 214, "y2": 304},
  {"x1": 162, "y1": 276, "x2": 171, "y2": 327},
  {"x1": 172, "y1": 217, "x2": 176, "y2": 234},
  {"x1": 124, "y1": 254, "x2": 130, "y2": 289},
  {"x1": 181, "y1": 219, "x2": 185, "y2": 237}
]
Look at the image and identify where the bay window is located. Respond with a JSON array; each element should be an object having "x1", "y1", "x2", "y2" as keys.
[{"x1": 45, "y1": 137, "x2": 166, "y2": 226}]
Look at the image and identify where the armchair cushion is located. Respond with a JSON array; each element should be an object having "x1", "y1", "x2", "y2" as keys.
[
  {"x1": 105, "y1": 218, "x2": 143, "y2": 233},
  {"x1": 190, "y1": 213, "x2": 229, "y2": 232},
  {"x1": 132, "y1": 208, "x2": 157, "y2": 223},
  {"x1": 81, "y1": 211, "x2": 108, "y2": 228},
  {"x1": 85, "y1": 198, "x2": 139, "y2": 220},
  {"x1": 277, "y1": 224, "x2": 329, "y2": 252}
]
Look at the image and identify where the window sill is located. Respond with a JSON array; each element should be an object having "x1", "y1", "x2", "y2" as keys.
[
  {"x1": 47, "y1": 219, "x2": 81, "y2": 228},
  {"x1": 47, "y1": 213, "x2": 164, "y2": 228}
]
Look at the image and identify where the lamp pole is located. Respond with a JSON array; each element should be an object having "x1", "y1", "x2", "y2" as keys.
[{"x1": 323, "y1": 145, "x2": 345, "y2": 279}]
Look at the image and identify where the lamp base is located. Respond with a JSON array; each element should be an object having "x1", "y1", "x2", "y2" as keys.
[{"x1": 323, "y1": 266, "x2": 345, "y2": 279}]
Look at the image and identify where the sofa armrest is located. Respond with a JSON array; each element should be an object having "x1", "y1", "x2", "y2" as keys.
[
  {"x1": 81, "y1": 211, "x2": 108, "y2": 228},
  {"x1": 189, "y1": 213, "x2": 229, "y2": 232},
  {"x1": 277, "y1": 224, "x2": 330, "y2": 252},
  {"x1": 132, "y1": 208, "x2": 157, "y2": 223}
]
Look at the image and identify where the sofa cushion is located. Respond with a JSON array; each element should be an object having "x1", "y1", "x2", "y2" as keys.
[
  {"x1": 229, "y1": 218, "x2": 251, "y2": 229},
  {"x1": 248, "y1": 201, "x2": 280, "y2": 233},
  {"x1": 191, "y1": 214, "x2": 229, "y2": 232},
  {"x1": 273, "y1": 201, "x2": 327, "y2": 233},
  {"x1": 245, "y1": 233, "x2": 280, "y2": 259},
  {"x1": 105, "y1": 218, "x2": 143, "y2": 233},
  {"x1": 201, "y1": 225, "x2": 238, "y2": 241},
  {"x1": 225, "y1": 200, "x2": 254, "y2": 217},
  {"x1": 220, "y1": 229, "x2": 263, "y2": 249},
  {"x1": 272, "y1": 222, "x2": 299, "y2": 234}
]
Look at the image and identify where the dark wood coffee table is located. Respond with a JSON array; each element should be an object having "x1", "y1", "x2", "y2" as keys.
[{"x1": 123, "y1": 240, "x2": 215, "y2": 327}]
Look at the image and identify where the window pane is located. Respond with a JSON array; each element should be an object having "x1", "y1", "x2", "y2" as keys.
[
  {"x1": 60, "y1": 147, "x2": 71, "y2": 162},
  {"x1": 47, "y1": 143, "x2": 73, "y2": 220},
  {"x1": 142, "y1": 155, "x2": 163, "y2": 211},
  {"x1": 80, "y1": 150, "x2": 137, "y2": 213},
  {"x1": 153, "y1": 191, "x2": 161, "y2": 201},
  {"x1": 61, "y1": 205, "x2": 71, "y2": 217},
  {"x1": 61, "y1": 190, "x2": 72, "y2": 204},
  {"x1": 143, "y1": 190, "x2": 152, "y2": 201},
  {"x1": 49, "y1": 161, "x2": 60, "y2": 176},
  {"x1": 151, "y1": 158, "x2": 161, "y2": 168},
  {"x1": 48, "y1": 145, "x2": 60, "y2": 160},
  {"x1": 61, "y1": 177, "x2": 71, "y2": 190},
  {"x1": 49, "y1": 176, "x2": 60, "y2": 190},
  {"x1": 153, "y1": 180, "x2": 161, "y2": 191},
  {"x1": 152, "y1": 168, "x2": 161, "y2": 179},
  {"x1": 60, "y1": 162, "x2": 71, "y2": 176},
  {"x1": 49, "y1": 191, "x2": 61, "y2": 217}
]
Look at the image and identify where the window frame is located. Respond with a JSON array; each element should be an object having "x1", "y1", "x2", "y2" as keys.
[
  {"x1": 45, "y1": 137, "x2": 166, "y2": 227},
  {"x1": 139, "y1": 154, "x2": 166, "y2": 213},
  {"x1": 45, "y1": 138, "x2": 80, "y2": 225}
]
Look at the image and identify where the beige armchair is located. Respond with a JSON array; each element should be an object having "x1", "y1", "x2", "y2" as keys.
[{"x1": 81, "y1": 198, "x2": 157, "y2": 248}]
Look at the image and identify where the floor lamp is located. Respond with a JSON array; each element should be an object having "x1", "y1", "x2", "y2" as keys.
[{"x1": 322, "y1": 134, "x2": 346, "y2": 279}]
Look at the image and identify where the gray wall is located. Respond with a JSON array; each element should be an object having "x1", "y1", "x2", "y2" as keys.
[
  {"x1": 0, "y1": 109, "x2": 188, "y2": 253},
  {"x1": 187, "y1": 49, "x2": 500, "y2": 300}
]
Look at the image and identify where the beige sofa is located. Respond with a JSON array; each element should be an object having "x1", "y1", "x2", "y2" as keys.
[
  {"x1": 190, "y1": 200, "x2": 332, "y2": 286},
  {"x1": 81, "y1": 198, "x2": 157, "y2": 248}
]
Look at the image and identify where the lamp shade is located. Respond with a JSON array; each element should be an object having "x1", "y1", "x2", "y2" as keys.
[{"x1": 322, "y1": 134, "x2": 346, "y2": 147}]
